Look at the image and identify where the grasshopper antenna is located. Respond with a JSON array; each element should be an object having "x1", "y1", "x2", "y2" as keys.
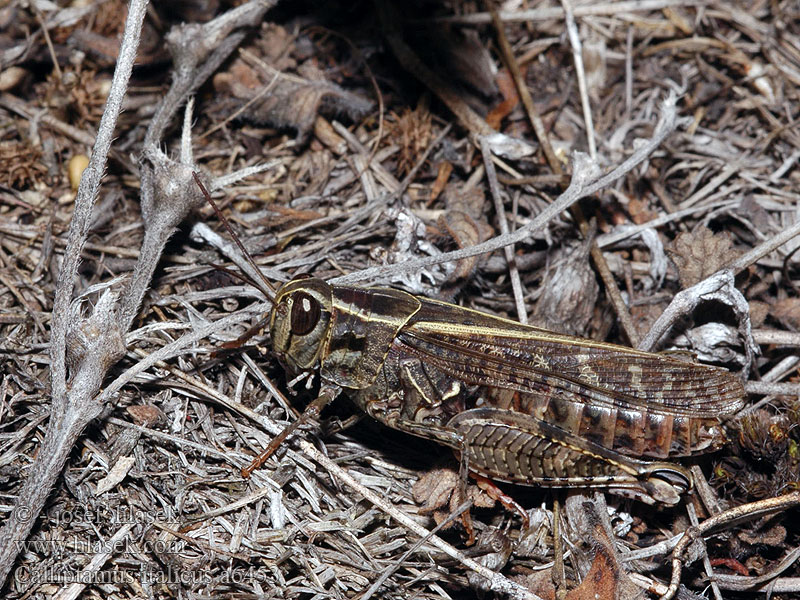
[{"x1": 192, "y1": 172, "x2": 276, "y2": 302}]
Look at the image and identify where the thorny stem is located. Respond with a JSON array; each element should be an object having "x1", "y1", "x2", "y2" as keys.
[
  {"x1": 0, "y1": 0, "x2": 149, "y2": 587},
  {"x1": 0, "y1": 0, "x2": 275, "y2": 590}
]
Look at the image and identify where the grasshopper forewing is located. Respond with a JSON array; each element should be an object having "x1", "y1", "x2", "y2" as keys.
[{"x1": 255, "y1": 277, "x2": 745, "y2": 505}]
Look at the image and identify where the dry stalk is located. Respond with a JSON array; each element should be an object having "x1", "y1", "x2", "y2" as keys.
[{"x1": 0, "y1": 0, "x2": 273, "y2": 588}]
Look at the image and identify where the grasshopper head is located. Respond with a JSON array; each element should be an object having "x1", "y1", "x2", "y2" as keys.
[{"x1": 269, "y1": 277, "x2": 332, "y2": 373}]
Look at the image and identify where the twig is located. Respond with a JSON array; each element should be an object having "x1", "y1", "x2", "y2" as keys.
[
  {"x1": 0, "y1": 0, "x2": 148, "y2": 586},
  {"x1": 713, "y1": 545, "x2": 800, "y2": 591},
  {"x1": 486, "y1": 1, "x2": 561, "y2": 174},
  {"x1": 745, "y1": 381, "x2": 800, "y2": 397},
  {"x1": 480, "y1": 136, "x2": 527, "y2": 323},
  {"x1": 0, "y1": 0, "x2": 275, "y2": 588},
  {"x1": 360, "y1": 500, "x2": 474, "y2": 600},
  {"x1": 374, "y1": 0, "x2": 494, "y2": 137},
  {"x1": 52, "y1": 523, "x2": 136, "y2": 600},
  {"x1": 638, "y1": 270, "x2": 756, "y2": 366},
  {"x1": 333, "y1": 91, "x2": 686, "y2": 286},
  {"x1": 684, "y1": 500, "x2": 723, "y2": 600},
  {"x1": 436, "y1": 0, "x2": 707, "y2": 25},
  {"x1": 561, "y1": 0, "x2": 596, "y2": 159},
  {"x1": 727, "y1": 218, "x2": 800, "y2": 275},
  {"x1": 661, "y1": 492, "x2": 800, "y2": 600}
]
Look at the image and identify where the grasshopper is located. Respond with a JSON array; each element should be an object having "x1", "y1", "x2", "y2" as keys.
[
  {"x1": 244, "y1": 276, "x2": 744, "y2": 506},
  {"x1": 194, "y1": 176, "x2": 745, "y2": 507}
]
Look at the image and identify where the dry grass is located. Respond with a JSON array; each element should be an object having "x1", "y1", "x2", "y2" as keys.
[{"x1": 1, "y1": 1, "x2": 800, "y2": 598}]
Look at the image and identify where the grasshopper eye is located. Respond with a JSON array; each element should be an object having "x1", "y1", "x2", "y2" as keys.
[{"x1": 290, "y1": 291, "x2": 321, "y2": 336}]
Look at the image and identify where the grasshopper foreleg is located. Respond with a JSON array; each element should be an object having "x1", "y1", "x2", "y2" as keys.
[{"x1": 242, "y1": 383, "x2": 342, "y2": 477}]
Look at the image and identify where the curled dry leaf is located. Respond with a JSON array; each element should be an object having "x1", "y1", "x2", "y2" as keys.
[
  {"x1": 532, "y1": 240, "x2": 598, "y2": 335},
  {"x1": 437, "y1": 185, "x2": 493, "y2": 298},
  {"x1": 564, "y1": 512, "x2": 646, "y2": 600},
  {"x1": 667, "y1": 226, "x2": 740, "y2": 288},
  {"x1": 412, "y1": 467, "x2": 495, "y2": 528},
  {"x1": 212, "y1": 24, "x2": 372, "y2": 143},
  {"x1": 771, "y1": 297, "x2": 800, "y2": 330}
]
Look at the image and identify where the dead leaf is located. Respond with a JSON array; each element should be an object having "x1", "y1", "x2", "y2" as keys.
[
  {"x1": 772, "y1": 298, "x2": 800, "y2": 329},
  {"x1": 212, "y1": 25, "x2": 372, "y2": 143},
  {"x1": 565, "y1": 502, "x2": 646, "y2": 600},
  {"x1": 412, "y1": 467, "x2": 459, "y2": 513},
  {"x1": 126, "y1": 404, "x2": 164, "y2": 427},
  {"x1": 512, "y1": 570, "x2": 556, "y2": 600},
  {"x1": 709, "y1": 557, "x2": 749, "y2": 576},
  {"x1": 667, "y1": 226, "x2": 740, "y2": 288},
  {"x1": 412, "y1": 466, "x2": 495, "y2": 529},
  {"x1": 95, "y1": 455, "x2": 135, "y2": 495},
  {"x1": 533, "y1": 240, "x2": 598, "y2": 336},
  {"x1": 436, "y1": 185, "x2": 493, "y2": 298}
]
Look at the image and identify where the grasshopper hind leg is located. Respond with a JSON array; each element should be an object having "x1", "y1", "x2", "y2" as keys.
[
  {"x1": 447, "y1": 407, "x2": 694, "y2": 506},
  {"x1": 373, "y1": 412, "x2": 530, "y2": 537}
]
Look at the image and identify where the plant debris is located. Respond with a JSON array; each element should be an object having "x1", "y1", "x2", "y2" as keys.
[{"x1": 2, "y1": 1, "x2": 800, "y2": 599}]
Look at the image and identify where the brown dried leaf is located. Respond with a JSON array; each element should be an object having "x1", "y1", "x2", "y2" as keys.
[
  {"x1": 772, "y1": 298, "x2": 800, "y2": 329},
  {"x1": 429, "y1": 161, "x2": 453, "y2": 204},
  {"x1": 512, "y1": 570, "x2": 556, "y2": 600},
  {"x1": 412, "y1": 467, "x2": 459, "y2": 513},
  {"x1": 95, "y1": 455, "x2": 135, "y2": 496},
  {"x1": 667, "y1": 226, "x2": 740, "y2": 288},
  {"x1": 412, "y1": 466, "x2": 495, "y2": 526},
  {"x1": 564, "y1": 544, "x2": 619, "y2": 600},
  {"x1": 420, "y1": 26, "x2": 498, "y2": 101},
  {"x1": 212, "y1": 25, "x2": 372, "y2": 143},
  {"x1": 565, "y1": 503, "x2": 646, "y2": 600},
  {"x1": 436, "y1": 186, "x2": 492, "y2": 298},
  {"x1": 126, "y1": 404, "x2": 164, "y2": 427},
  {"x1": 215, "y1": 60, "x2": 371, "y2": 142}
]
